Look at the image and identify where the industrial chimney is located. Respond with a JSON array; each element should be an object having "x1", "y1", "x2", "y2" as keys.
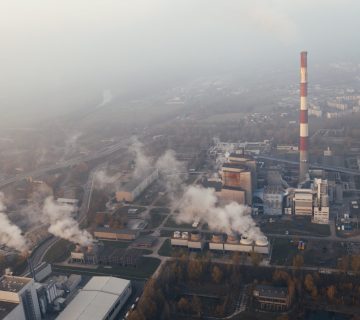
[{"x1": 299, "y1": 51, "x2": 309, "y2": 183}]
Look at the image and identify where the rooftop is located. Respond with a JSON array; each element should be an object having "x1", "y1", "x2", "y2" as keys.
[
  {"x1": 0, "y1": 276, "x2": 31, "y2": 293},
  {"x1": 254, "y1": 285, "x2": 288, "y2": 299},
  {"x1": 57, "y1": 276, "x2": 130, "y2": 320},
  {"x1": 0, "y1": 301, "x2": 19, "y2": 319},
  {"x1": 222, "y1": 163, "x2": 248, "y2": 170},
  {"x1": 95, "y1": 227, "x2": 139, "y2": 235}
]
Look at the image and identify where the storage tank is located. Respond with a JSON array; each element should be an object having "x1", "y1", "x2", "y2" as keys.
[
  {"x1": 254, "y1": 236, "x2": 269, "y2": 254},
  {"x1": 226, "y1": 234, "x2": 239, "y2": 244},
  {"x1": 209, "y1": 233, "x2": 224, "y2": 251},
  {"x1": 181, "y1": 232, "x2": 189, "y2": 239},
  {"x1": 238, "y1": 236, "x2": 253, "y2": 252},
  {"x1": 190, "y1": 231, "x2": 201, "y2": 241},
  {"x1": 173, "y1": 231, "x2": 181, "y2": 238}
]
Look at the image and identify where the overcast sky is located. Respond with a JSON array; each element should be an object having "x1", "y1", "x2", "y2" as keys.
[{"x1": 0, "y1": 0, "x2": 359, "y2": 123}]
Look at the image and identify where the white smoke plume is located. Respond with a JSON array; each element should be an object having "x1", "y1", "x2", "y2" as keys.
[
  {"x1": 94, "y1": 169, "x2": 122, "y2": 189},
  {"x1": 155, "y1": 149, "x2": 186, "y2": 199},
  {"x1": 96, "y1": 89, "x2": 113, "y2": 109},
  {"x1": 0, "y1": 192, "x2": 28, "y2": 251},
  {"x1": 176, "y1": 185, "x2": 264, "y2": 241},
  {"x1": 129, "y1": 136, "x2": 152, "y2": 179},
  {"x1": 42, "y1": 197, "x2": 93, "y2": 245}
]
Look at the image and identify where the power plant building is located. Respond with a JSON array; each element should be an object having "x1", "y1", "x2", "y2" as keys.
[
  {"x1": 115, "y1": 168, "x2": 159, "y2": 202},
  {"x1": 293, "y1": 189, "x2": 313, "y2": 216},
  {"x1": 0, "y1": 275, "x2": 42, "y2": 320},
  {"x1": 263, "y1": 186, "x2": 284, "y2": 215},
  {"x1": 312, "y1": 178, "x2": 330, "y2": 224},
  {"x1": 56, "y1": 276, "x2": 131, "y2": 320},
  {"x1": 221, "y1": 163, "x2": 252, "y2": 205}
]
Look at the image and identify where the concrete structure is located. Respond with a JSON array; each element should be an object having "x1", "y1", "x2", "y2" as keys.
[
  {"x1": 24, "y1": 262, "x2": 52, "y2": 283},
  {"x1": 299, "y1": 51, "x2": 309, "y2": 183},
  {"x1": 115, "y1": 168, "x2": 158, "y2": 202},
  {"x1": 312, "y1": 178, "x2": 330, "y2": 224},
  {"x1": 293, "y1": 189, "x2": 313, "y2": 215},
  {"x1": 253, "y1": 237, "x2": 270, "y2": 254},
  {"x1": 263, "y1": 186, "x2": 284, "y2": 215},
  {"x1": 187, "y1": 232, "x2": 204, "y2": 250},
  {"x1": 94, "y1": 228, "x2": 139, "y2": 241},
  {"x1": 221, "y1": 163, "x2": 252, "y2": 205},
  {"x1": 217, "y1": 186, "x2": 246, "y2": 205},
  {"x1": 56, "y1": 276, "x2": 131, "y2": 320},
  {"x1": 228, "y1": 153, "x2": 257, "y2": 190},
  {"x1": 253, "y1": 285, "x2": 292, "y2": 311},
  {"x1": 0, "y1": 275, "x2": 41, "y2": 320}
]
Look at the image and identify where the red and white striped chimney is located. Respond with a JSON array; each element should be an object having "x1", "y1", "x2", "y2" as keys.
[{"x1": 299, "y1": 51, "x2": 309, "y2": 183}]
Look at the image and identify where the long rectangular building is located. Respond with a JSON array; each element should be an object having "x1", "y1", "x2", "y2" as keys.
[{"x1": 56, "y1": 276, "x2": 131, "y2": 320}]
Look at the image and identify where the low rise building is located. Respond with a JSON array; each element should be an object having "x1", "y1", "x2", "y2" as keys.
[
  {"x1": 56, "y1": 276, "x2": 131, "y2": 320},
  {"x1": 253, "y1": 285, "x2": 292, "y2": 311}
]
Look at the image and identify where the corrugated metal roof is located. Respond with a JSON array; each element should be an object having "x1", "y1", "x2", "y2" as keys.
[{"x1": 56, "y1": 277, "x2": 130, "y2": 320}]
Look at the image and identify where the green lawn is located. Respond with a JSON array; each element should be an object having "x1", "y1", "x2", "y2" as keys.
[
  {"x1": 147, "y1": 212, "x2": 166, "y2": 229},
  {"x1": 270, "y1": 238, "x2": 299, "y2": 266}
]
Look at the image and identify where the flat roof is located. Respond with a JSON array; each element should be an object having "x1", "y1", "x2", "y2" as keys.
[
  {"x1": 94, "y1": 227, "x2": 139, "y2": 235},
  {"x1": 0, "y1": 301, "x2": 19, "y2": 319},
  {"x1": 254, "y1": 285, "x2": 288, "y2": 299},
  {"x1": 0, "y1": 276, "x2": 31, "y2": 293},
  {"x1": 57, "y1": 277, "x2": 130, "y2": 320}
]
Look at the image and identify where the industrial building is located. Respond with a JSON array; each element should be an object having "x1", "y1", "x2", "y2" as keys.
[
  {"x1": 253, "y1": 285, "x2": 292, "y2": 311},
  {"x1": 312, "y1": 178, "x2": 330, "y2": 224},
  {"x1": 293, "y1": 189, "x2": 313, "y2": 216},
  {"x1": 0, "y1": 275, "x2": 42, "y2": 320},
  {"x1": 172, "y1": 232, "x2": 270, "y2": 255},
  {"x1": 56, "y1": 276, "x2": 131, "y2": 320},
  {"x1": 221, "y1": 163, "x2": 252, "y2": 205},
  {"x1": 263, "y1": 186, "x2": 284, "y2": 215},
  {"x1": 94, "y1": 227, "x2": 139, "y2": 241},
  {"x1": 115, "y1": 168, "x2": 159, "y2": 202}
]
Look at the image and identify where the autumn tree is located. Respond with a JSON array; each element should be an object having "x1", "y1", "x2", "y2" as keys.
[
  {"x1": 292, "y1": 255, "x2": 304, "y2": 269},
  {"x1": 326, "y1": 285, "x2": 336, "y2": 302},
  {"x1": 304, "y1": 274, "x2": 315, "y2": 292},
  {"x1": 191, "y1": 296, "x2": 202, "y2": 316},
  {"x1": 211, "y1": 265, "x2": 223, "y2": 284},
  {"x1": 177, "y1": 297, "x2": 190, "y2": 313},
  {"x1": 351, "y1": 255, "x2": 360, "y2": 273},
  {"x1": 249, "y1": 251, "x2": 262, "y2": 266},
  {"x1": 187, "y1": 259, "x2": 203, "y2": 282}
]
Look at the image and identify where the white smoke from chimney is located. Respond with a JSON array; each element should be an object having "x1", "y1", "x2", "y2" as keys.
[
  {"x1": 176, "y1": 185, "x2": 263, "y2": 241},
  {"x1": 42, "y1": 197, "x2": 93, "y2": 245},
  {"x1": 93, "y1": 169, "x2": 122, "y2": 190},
  {"x1": 129, "y1": 136, "x2": 152, "y2": 179},
  {"x1": 0, "y1": 192, "x2": 28, "y2": 251},
  {"x1": 155, "y1": 149, "x2": 186, "y2": 199},
  {"x1": 96, "y1": 89, "x2": 113, "y2": 109}
]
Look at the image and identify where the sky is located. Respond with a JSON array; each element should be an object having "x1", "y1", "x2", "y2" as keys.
[{"x1": 0, "y1": 0, "x2": 359, "y2": 123}]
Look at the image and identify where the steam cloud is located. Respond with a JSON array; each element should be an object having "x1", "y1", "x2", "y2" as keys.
[
  {"x1": 42, "y1": 197, "x2": 93, "y2": 245},
  {"x1": 129, "y1": 137, "x2": 152, "y2": 179},
  {"x1": 94, "y1": 169, "x2": 121, "y2": 189},
  {"x1": 0, "y1": 192, "x2": 28, "y2": 251},
  {"x1": 96, "y1": 89, "x2": 113, "y2": 109},
  {"x1": 176, "y1": 185, "x2": 264, "y2": 241}
]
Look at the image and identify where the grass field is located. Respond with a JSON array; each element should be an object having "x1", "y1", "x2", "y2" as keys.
[
  {"x1": 53, "y1": 256, "x2": 161, "y2": 280},
  {"x1": 158, "y1": 239, "x2": 173, "y2": 257},
  {"x1": 147, "y1": 212, "x2": 166, "y2": 229},
  {"x1": 261, "y1": 218, "x2": 330, "y2": 237},
  {"x1": 164, "y1": 217, "x2": 195, "y2": 229},
  {"x1": 43, "y1": 239, "x2": 74, "y2": 263}
]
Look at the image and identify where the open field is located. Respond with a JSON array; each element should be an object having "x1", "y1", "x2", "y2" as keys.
[{"x1": 261, "y1": 217, "x2": 331, "y2": 237}]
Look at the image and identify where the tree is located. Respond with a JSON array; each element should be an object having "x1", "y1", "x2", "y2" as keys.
[
  {"x1": 326, "y1": 285, "x2": 336, "y2": 302},
  {"x1": 292, "y1": 255, "x2": 304, "y2": 269},
  {"x1": 187, "y1": 259, "x2": 203, "y2": 282},
  {"x1": 211, "y1": 265, "x2": 223, "y2": 284},
  {"x1": 304, "y1": 274, "x2": 315, "y2": 292},
  {"x1": 177, "y1": 297, "x2": 190, "y2": 313},
  {"x1": 249, "y1": 251, "x2": 262, "y2": 266},
  {"x1": 351, "y1": 255, "x2": 360, "y2": 273},
  {"x1": 191, "y1": 296, "x2": 202, "y2": 316}
]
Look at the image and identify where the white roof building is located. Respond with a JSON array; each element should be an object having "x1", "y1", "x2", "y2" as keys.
[{"x1": 56, "y1": 276, "x2": 131, "y2": 320}]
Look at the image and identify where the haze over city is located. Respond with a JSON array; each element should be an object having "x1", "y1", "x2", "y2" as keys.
[{"x1": 1, "y1": 1, "x2": 360, "y2": 320}]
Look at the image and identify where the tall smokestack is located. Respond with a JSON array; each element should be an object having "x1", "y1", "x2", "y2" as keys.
[{"x1": 299, "y1": 51, "x2": 309, "y2": 183}]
